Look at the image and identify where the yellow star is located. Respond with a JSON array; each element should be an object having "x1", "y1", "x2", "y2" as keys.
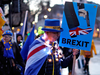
[{"x1": 6, "y1": 48, "x2": 8, "y2": 50}]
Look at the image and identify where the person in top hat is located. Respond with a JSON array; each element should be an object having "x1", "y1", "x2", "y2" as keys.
[{"x1": 24, "y1": 19, "x2": 79, "y2": 75}]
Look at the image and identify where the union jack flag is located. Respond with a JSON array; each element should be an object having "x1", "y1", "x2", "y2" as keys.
[
  {"x1": 24, "y1": 37, "x2": 51, "y2": 75},
  {"x1": 69, "y1": 27, "x2": 92, "y2": 37}
]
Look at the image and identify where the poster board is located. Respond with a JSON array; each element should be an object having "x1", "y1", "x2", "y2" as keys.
[{"x1": 59, "y1": 2, "x2": 98, "y2": 51}]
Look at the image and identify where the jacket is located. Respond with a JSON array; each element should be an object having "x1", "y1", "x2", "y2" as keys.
[
  {"x1": 38, "y1": 54, "x2": 73, "y2": 75},
  {"x1": 0, "y1": 41, "x2": 13, "y2": 75},
  {"x1": 12, "y1": 42, "x2": 25, "y2": 68},
  {"x1": 80, "y1": 40, "x2": 97, "y2": 58}
]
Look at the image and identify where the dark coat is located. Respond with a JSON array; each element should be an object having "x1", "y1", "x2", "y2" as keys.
[
  {"x1": 12, "y1": 42, "x2": 25, "y2": 68},
  {"x1": 60, "y1": 47, "x2": 80, "y2": 72},
  {"x1": 11, "y1": 42, "x2": 25, "y2": 75},
  {"x1": 0, "y1": 41, "x2": 25, "y2": 75},
  {"x1": 38, "y1": 54, "x2": 73, "y2": 75},
  {"x1": 0, "y1": 41, "x2": 13, "y2": 75}
]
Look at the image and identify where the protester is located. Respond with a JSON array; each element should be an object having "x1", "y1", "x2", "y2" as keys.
[
  {"x1": 0, "y1": 30, "x2": 15, "y2": 75},
  {"x1": 16, "y1": 33, "x2": 23, "y2": 51},
  {"x1": 60, "y1": 47, "x2": 79, "y2": 75},
  {"x1": 0, "y1": 41, "x2": 6, "y2": 75},
  {"x1": 24, "y1": 19, "x2": 79, "y2": 75},
  {"x1": 1, "y1": 30, "x2": 25, "y2": 75},
  {"x1": 80, "y1": 40, "x2": 97, "y2": 75}
]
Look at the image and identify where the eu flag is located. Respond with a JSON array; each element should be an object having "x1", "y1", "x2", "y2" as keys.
[
  {"x1": 20, "y1": 26, "x2": 35, "y2": 61},
  {"x1": 2, "y1": 40, "x2": 15, "y2": 59}
]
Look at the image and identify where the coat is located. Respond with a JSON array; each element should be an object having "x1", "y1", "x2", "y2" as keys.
[
  {"x1": 11, "y1": 42, "x2": 25, "y2": 75},
  {"x1": 0, "y1": 41, "x2": 13, "y2": 75},
  {"x1": 0, "y1": 41, "x2": 25, "y2": 75},
  {"x1": 12, "y1": 42, "x2": 25, "y2": 68},
  {"x1": 80, "y1": 40, "x2": 97, "y2": 58}
]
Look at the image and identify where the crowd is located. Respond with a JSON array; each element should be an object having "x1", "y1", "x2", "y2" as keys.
[{"x1": 0, "y1": 19, "x2": 97, "y2": 75}]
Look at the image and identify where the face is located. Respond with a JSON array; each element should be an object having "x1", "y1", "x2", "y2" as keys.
[
  {"x1": 17, "y1": 36, "x2": 22, "y2": 42},
  {"x1": 46, "y1": 32, "x2": 60, "y2": 42},
  {"x1": 3, "y1": 35, "x2": 11, "y2": 43}
]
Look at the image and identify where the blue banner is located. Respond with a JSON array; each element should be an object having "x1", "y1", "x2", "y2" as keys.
[
  {"x1": 20, "y1": 26, "x2": 35, "y2": 61},
  {"x1": 59, "y1": 2, "x2": 98, "y2": 51}
]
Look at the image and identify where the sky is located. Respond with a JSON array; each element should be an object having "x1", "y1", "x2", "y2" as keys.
[
  {"x1": 50, "y1": 0, "x2": 100, "y2": 6},
  {"x1": 24, "y1": 0, "x2": 100, "y2": 11}
]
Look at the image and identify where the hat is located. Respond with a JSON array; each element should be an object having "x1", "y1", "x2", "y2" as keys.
[
  {"x1": 17, "y1": 32, "x2": 22, "y2": 36},
  {"x1": 42, "y1": 19, "x2": 63, "y2": 32},
  {"x1": 17, "y1": 32, "x2": 22, "y2": 38},
  {"x1": 38, "y1": 26, "x2": 44, "y2": 35},
  {"x1": 2, "y1": 30, "x2": 13, "y2": 36}
]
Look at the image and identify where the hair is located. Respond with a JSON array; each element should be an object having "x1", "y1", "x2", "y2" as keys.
[{"x1": 16, "y1": 34, "x2": 22, "y2": 40}]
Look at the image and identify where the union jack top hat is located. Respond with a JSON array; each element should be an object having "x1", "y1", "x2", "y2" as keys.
[{"x1": 42, "y1": 19, "x2": 63, "y2": 32}]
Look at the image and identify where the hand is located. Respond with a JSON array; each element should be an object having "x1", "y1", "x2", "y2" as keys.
[
  {"x1": 13, "y1": 63, "x2": 15, "y2": 67},
  {"x1": 73, "y1": 49, "x2": 79, "y2": 55}
]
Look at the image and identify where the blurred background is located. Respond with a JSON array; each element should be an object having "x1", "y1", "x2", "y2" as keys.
[{"x1": 0, "y1": 0, "x2": 100, "y2": 38}]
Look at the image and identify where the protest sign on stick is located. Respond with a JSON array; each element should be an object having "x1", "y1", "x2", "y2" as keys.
[
  {"x1": 59, "y1": 2, "x2": 98, "y2": 51},
  {"x1": 59, "y1": 2, "x2": 98, "y2": 75}
]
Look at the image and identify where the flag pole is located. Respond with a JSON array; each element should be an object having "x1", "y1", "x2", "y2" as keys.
[
  {"x1": 72, "y1": 55, "x2": 76, "y2": 75},
  {"x1": 22, "y1": 10, "x2": 28, "y2": 45}
]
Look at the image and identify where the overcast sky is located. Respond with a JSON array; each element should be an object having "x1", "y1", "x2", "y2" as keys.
[
  {"x1": 50, "y1": 0, "x2": 100, "y2": 7},
  {"x1": 24, "y1": 0, "x2": 100, "y2": 11}
]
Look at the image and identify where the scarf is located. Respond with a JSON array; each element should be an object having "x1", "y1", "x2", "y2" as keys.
[{"x1": 2, "y1": 39, "x2": 15, "y2": 59}]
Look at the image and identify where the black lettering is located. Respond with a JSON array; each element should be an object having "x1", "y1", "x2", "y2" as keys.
[
  {"x1": 76, "y1": 40, "x2": 81, "y2": 46},
  {"x1": 67, "y1": 39, "x2": 71, "y2": 44},
  {"x1": 82, "y1": 41, "x2": 84, "y2": 47},
  {"x1": 62, "y1": 38, "x2": 89, "y2": 48},
  {"x1": 85, "y1": 42, "x2": 89, "y2": 47},
  {"x1": 72, "y1": 40, "x2": 76, "y2": 45},
  {"x1": 62, "y1": 38, "x2": 66, "y2": 44}
]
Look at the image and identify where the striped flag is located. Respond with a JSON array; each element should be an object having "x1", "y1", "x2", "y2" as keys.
[
  {"x1": 24, "y1": 37, "x2": 50, "y2": 75},
  {"x1": 69, "y1": 27, "x2": 92, "y2": 37}
]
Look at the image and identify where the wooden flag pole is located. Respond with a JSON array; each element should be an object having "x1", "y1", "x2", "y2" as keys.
[{"x1": 72, "y1": 55, "x2": 76, "y2": 75}]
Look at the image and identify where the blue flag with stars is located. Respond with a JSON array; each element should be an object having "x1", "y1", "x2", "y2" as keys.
[{"x1": 2, "y1": 40, "x2": 15, "y2": 59}]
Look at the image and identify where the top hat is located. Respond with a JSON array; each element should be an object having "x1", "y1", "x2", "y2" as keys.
[
  {"x1": 2, "y1": 30, "x2": 13, "y2": 36},
  {"x1": 42, "y1": 19, "x2": 63, "y2": 32}
]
